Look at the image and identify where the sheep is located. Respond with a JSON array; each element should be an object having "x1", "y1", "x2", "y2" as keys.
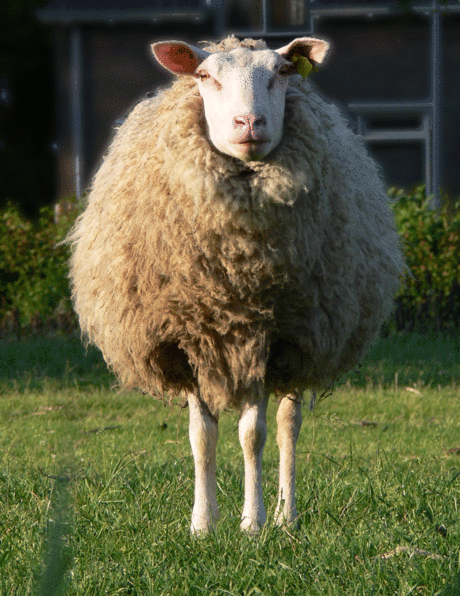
[{"x1": 68, "y1": 35, "x2": 404, "y2": 534}]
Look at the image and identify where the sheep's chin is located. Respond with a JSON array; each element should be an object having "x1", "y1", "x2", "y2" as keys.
[{"x1": 219, "y1": 141, "x2": 272, "y2": 162}]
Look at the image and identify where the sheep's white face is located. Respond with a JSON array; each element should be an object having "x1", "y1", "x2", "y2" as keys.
[
  {"x1": 194, "y1": 49, "x2": 290, "y2": 162},
  {"x1": 152, "y1": 37, "x2": 329, "y2": 162}
]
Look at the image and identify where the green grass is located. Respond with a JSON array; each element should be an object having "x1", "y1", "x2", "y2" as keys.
[{"x1": 1, "y1": 333, "x2": 460, "y2": 595}]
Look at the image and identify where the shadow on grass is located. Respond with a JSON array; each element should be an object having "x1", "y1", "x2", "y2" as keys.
[
  {"x1": 34, "y1": 474, "x2": 73, "y2": 596},
  {"x1": 438, "y1": 571, "x2": 460, "y2": 596},
  {"x1": 340, "y1": 332, "x2": 460, "y2": 390},
  {"x1": 1, "y1": 331, "x2": 460, "y2": 392},
  {"x1": 0, "y1": 334, "x2": 114, "y2": 390}
]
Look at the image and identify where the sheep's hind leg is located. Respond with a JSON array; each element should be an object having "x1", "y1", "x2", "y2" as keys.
[
  {"x1": 239, "y1": 389, "x2": 269, "y2": 534},
  {"x1": 188, "y1": 392, "x2": 220, "y2": 534},
  {"x1": 274, "y1": 392, "x2": 302, "y2": 527}
]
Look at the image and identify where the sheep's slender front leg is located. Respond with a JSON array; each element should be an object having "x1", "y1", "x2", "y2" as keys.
[
  {"x1": 239, "y1": 392, "x2": 269, "y2": 533},
  {"x1": 188, "y1": 392, "x2": 220, "y2": 534},
  {"x1": 274, "y1": 392, "x2": 302, "y2": 526}
]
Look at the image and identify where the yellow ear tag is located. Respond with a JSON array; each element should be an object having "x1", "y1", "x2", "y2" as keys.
[{"x1": 291, "y1": 54, "x2": 314, "y2": 79}]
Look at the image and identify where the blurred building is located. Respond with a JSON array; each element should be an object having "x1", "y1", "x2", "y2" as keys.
[{"x1": 37, "y1": 0, "x2": 460, "y2": 206}]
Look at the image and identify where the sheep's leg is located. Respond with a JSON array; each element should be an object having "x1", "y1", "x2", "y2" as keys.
[
  {"x1": 239, "y1": 390, "x2": 269, "y2": 533},
  {"x1": 274, "y1": 392, "x2": 302, "y2": 527},
  {"x1": 188, "y1": 392, "x2": 220, "y2": 534}
]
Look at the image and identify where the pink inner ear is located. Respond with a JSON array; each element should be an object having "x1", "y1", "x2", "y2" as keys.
[{"x1": 154, "y1": 44, "x2": 200, "y2": 75}]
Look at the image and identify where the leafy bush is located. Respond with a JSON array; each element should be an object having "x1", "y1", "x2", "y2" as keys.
[
  {"x1": 0, "y1": 201, "x2": 78, "y2": 335},
  {"x1": 390, "y1": 185, "x2": 460, "y2": 332}
]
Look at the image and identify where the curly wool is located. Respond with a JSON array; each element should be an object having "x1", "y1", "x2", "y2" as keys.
[{"x1": 68, "y1": 37, "x2": 403, "y2": 415}]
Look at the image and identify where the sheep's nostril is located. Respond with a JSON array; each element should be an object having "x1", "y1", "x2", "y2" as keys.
[
  {"x1": 253, "y1": 115, "x2": 267, "y2": 128},
  {"x1": 233, "y1": 115, "x2": 250, "y2": 129},
  {"x1": 232, "y1": 114, "x2": 267, "y2": 130}
]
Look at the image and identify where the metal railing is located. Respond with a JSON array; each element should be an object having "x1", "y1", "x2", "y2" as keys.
[
  {"x1": 347, "y1": 102, "x2": 433, "y2": 195},
  {"x1": 342, "y1": 1, "x2": 444, "y2": 208}
]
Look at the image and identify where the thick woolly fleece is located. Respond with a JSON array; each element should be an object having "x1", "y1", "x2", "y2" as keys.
[{"x1": 68, "y1": 36, "x2": 404, "y2": 415}]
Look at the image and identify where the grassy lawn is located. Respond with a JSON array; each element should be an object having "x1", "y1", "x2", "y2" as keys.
[{"x1": 1, "y1": 333, "x2": 460, "y2": 595}]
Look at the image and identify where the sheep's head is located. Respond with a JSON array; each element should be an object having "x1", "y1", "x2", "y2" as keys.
[{"x1": 151, "y1": 37, "x2": 329, "y2": 162}]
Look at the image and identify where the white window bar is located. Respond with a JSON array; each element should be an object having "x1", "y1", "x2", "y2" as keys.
[
  {"x1": 231, "y1": 0, "x2": 314, "y2": 37},
  {"x1": 70, "y1": 26, "x2": 83, "y2": 201}
]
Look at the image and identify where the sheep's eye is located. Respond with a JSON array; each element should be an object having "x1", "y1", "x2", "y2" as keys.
[
  {"x1": 279, "y1": 65, "x2": 290, "y2": 76},
  {"x1": 197, "y1": 70, "x2": 210, "y2": 81}
]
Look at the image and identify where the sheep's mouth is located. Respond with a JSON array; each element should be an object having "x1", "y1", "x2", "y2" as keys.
[
  {"x1": 233, "y1": 139, "x2": 270, "y2": 161},
  {"x1": 236, "y1": 137, "x2": 270, "y2": 147},
  {"x1": 237, "y1": 140, "x2": 268, "y2": 148}
]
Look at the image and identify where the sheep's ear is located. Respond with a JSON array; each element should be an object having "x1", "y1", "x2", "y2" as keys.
[
  {"x1": 151, "y1": 41, "x2": 210, "y2": 76},
  {"x1": 276, "y1": 37, "x2": 330, "y2": 66}
]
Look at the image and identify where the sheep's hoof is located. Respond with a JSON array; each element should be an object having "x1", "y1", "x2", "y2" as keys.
[
  {"x1": 190, "y1": 511, "x2": 219, "y2": 535},
  {"x1": 240, "y1": 516, "x2": 264, "y2": 535},
  {"x1": 274, "y1": 510, "x2": 299, "y2": 529},
  {"x1": 190, "y1": 521, "x2": 213, "y2": 535}
]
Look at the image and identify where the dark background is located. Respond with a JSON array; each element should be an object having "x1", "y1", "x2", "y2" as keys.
[
  {"x1": 1, "y1": 0, "x2": 459, "y2": 218},
  {"x1": 0, "y1": 0, "x2": 55, "y2": 218}
]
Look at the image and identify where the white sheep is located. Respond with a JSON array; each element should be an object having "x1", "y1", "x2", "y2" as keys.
[{"x1": 68, "y1": 35, "x2": 404, "y2": 534}]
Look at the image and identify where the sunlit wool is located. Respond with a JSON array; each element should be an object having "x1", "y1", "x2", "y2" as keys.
[{"x1": 68, "y1": 36, "x2": 403, "y2": 417}]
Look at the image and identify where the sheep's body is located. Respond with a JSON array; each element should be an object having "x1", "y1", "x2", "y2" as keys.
[{"x1": 69, "y1": 36, "x2": 403, "y2": 532}]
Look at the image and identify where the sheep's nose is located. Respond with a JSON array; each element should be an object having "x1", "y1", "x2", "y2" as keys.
[{"x1": 232, "y1": 114, "x2": 267, "y2": 130}]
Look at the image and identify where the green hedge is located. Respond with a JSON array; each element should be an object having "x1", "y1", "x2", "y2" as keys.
[
  {"x1": 0, "y1": 185, "x2": 459, "y2": 335},
  {"x1": 390, "y1": 185, "x2": 460, "y2": 332},
  {"x1": 0, "y1": 201, "x2": 78, "y2": 336}
]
